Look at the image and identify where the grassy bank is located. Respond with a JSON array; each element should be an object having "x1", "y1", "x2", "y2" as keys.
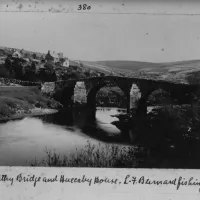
[
  {"x1": 0, "y1": 86, "x2": 61, "y2": 120},
  {"x1": 31, "y1": 141, "x2": 146, "y2": 168}
]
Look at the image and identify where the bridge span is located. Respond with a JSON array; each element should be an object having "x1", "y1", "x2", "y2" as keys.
[{"x1": 42, "y1": 75, "x2": 199, "y2": 120}]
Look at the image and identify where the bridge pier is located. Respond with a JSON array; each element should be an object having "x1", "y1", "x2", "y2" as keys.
[
  {"x1": 86, "y1": 90, "x2": 97, "y2": 121},
  {"x1": 126, "y1": 91, "x2": 131, "y2": 115},
  {"x1": 135, "y1": 95, "x2": 148, "y2": 117}
]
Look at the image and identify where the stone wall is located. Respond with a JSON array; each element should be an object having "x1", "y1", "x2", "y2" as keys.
[{"x1": 0, "y1": 78, "x2": 41, "y2": 87}]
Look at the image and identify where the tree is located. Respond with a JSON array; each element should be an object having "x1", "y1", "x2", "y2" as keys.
[
  {"x1": 31, "y1": 62, "x2": 36, "y2": 70},
  {"x1": 32, "y1": 53, "x2": 37, "y2": 59},
  {"x1": 13, "y1": 60, "x2": 24, "y2": 80},
  {"x1": 5, "y1": 57, "x2": 12, "y2": 67}
]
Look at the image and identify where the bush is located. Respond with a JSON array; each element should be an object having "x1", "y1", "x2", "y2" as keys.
[
  {"x1": 0, "y1": 105, "x2": 14, "y2": 117},
  {"x1": 130, "y1": 104, "x2": 200, "y2": 164},
  {"x1": 0, "y1": 66, "x2": 11, "y2": 78},
  {"x1": 187, "y1": 72, "x2": 200, "y2": 85},
  {"x1": 32, "y1": 53, "x2": 37, "y2": 59}
]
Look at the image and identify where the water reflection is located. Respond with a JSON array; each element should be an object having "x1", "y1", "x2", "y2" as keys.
[{"x1": 0, "y1": 107, "x2": 128, "y2": 166}]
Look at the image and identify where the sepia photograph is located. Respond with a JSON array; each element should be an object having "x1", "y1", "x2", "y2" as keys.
[{"x1": 1, "y1": 0, "x2": 200, "y2": 169}]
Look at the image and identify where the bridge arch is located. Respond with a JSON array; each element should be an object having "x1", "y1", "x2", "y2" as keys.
[
  {"x1": 147, "y1": 89, "x2": 174, "y2": 106},
  {"x1": 135, "y1": 86, "x2": 176, "y2": 116},
  {"x1": 86, "y1": 80, "x2": 131, "y2": 120},
  {"x1": 135, "y1": 85, "x2": 194, "y2": 116}
]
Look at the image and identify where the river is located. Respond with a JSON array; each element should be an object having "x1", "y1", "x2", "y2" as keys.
[{"x1": 0, "y1": 107, "x2": 130, "y2": 166}]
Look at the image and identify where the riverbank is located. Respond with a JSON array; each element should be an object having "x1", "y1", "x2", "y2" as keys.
[
  {"x1": 0, "y1": 108, "x2": 58, "y2": 123},
  {"x1": 0, "y1": 86, "x2": 62, "y2": 122}
]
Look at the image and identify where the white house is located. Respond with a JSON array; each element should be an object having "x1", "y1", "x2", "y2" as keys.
[{"x1": 63, "y1": 58, "x2": 69, "y2": 67}]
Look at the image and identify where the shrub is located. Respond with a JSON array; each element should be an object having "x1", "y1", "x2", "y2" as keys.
[
  {"x1": 31, "y1": 141, "x2": 140, "y2": 168},
  {"x1": 187, "y1": 72, "x2": 200, "y2": 85},
  {"x1": 0, "y1": 66, "x2": 11, "y2": 78},
  {"x1": 0, "y1": 105, "x2": 14, "y2": 117}
]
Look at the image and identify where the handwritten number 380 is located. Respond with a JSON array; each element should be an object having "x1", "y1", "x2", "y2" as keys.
[{"x1": 78, "y1": 4, "x2": 91, "y2": 10}]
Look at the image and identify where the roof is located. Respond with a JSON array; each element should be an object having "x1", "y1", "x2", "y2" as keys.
[
  {"x1": 45, "y1": 51, "x2": 54, "y2": 61},
  {"x1": 69, "y1": 60, "x2": 80, "y2": 67},
  {"x1": 12, "y1": 51, "x2": 22, "y2": 58},
  {"x1": 31, "y1": 58, "x2": 40, "y2": 63},
  {"x1": 22, "y1": 58, "x2": 30, "y2": 62}
]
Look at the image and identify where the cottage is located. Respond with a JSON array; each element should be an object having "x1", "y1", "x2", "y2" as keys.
[
  {"x1": 45, "y1": 51, "x2": 54, "y2": 64},
  {"x1": 52, "y1": 51, "x2": 60, "y2": 63},
  {"x1": 44, "y1": 51, "x2": 55, "y2": 70}
]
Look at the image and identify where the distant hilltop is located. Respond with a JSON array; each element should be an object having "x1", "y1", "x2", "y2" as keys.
[{"x1": 0, "y1": 46, "x2": 46, "y2": 58}]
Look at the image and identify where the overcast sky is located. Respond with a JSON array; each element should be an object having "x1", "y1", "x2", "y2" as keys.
[{"x1": 1, "y1": 0, "x2": 200, "y2": 62}]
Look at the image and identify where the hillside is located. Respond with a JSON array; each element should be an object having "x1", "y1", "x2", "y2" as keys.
[
  {"x1": 0, "y1": 86, "x2": 61, "y2": 121},
  {"x1": 1, "y1": 45, "x2": 200, "y2": 85},
  {"x1": 0, "y1": 46, "x2": 46, "y2": 59},
  {"x1": 95, "y1": 60, "x2": 160, "y2": 71},
  {"x1": 79, "y1": 60, "x2": 118, "y2": 76},
  {"x1": 94, "y1": 60, "x2": 200, "y2": 71},
  {"x1": 80, "y1": 60, "x2": 200, "y2": 84}
]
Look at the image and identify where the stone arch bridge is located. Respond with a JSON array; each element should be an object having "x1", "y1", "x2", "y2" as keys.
[{"x1": 42, "y1": 76, "x2": 199, "y2": 120}]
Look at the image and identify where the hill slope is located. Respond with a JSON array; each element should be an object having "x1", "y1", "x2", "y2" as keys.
[
  {"x1": 81, "y1": 60, "x2": 200, "y2": 84},
  {"x1": 1, "y1": 45, "x2": 200, "y2": 84}
]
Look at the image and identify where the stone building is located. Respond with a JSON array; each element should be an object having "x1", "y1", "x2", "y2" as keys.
[{"x1": 45, "y1": 51, "x2": 54, "y2": 64}]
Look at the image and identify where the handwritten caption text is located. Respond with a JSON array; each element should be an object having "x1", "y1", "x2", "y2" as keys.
[{"x1": 0, "y1": 174, "x2": 200, "y2": 192}]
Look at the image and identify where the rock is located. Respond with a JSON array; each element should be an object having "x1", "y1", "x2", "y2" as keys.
[{"x1": 41, "y1": 82, "x2": 56, "y2": 96}]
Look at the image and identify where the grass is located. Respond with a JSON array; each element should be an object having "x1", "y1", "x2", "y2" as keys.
[
  {"x1": 31, "y1": 141, "x2": 145, "y2": 168},
  {"x1": 0, "y1": 86, "x2": 61, "y2": 119}
]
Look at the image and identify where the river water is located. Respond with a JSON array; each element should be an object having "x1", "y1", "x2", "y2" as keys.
[{"x1": 0, "y1": 107, "x2": 130, "y2": 166}]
